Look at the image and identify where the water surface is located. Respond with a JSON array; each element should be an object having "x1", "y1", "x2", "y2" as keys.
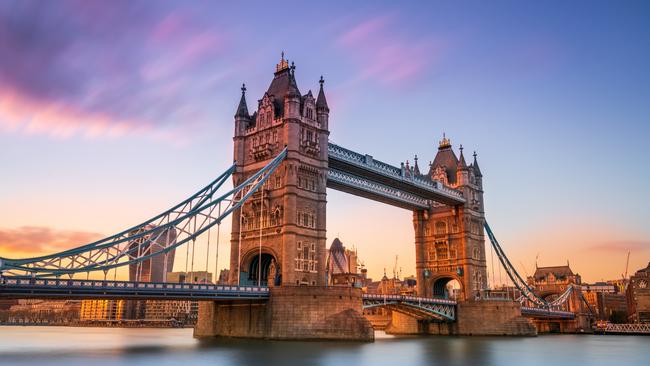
[{"x1": 0, "y1": 326, "x2": 647, "y2": 366}]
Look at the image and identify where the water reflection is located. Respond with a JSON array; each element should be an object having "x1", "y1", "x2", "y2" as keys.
[{"x1": 0, "y1": 327, "x2": 647, "y2": 366}]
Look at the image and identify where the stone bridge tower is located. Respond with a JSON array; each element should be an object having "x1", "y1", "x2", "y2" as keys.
[
  {"x1": 229, "y1": 55, "x2": 330, "y2": 287},
  {"x1": 412, "y1": 135, "x2": 488, "y2": 300}
]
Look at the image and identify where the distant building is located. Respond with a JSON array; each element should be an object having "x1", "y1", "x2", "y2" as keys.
[
  {"x1": 128, "y1": 225, "x2": 177, "y2": 282},
  {"x1": 626, "y1": 262, "x2": 650, "y2": 323},
  {"x1": 80, "y1": 299, "x2": 123, "y2": 321},
  {"x1": 527, "y1": 264, "x2": 588, "y2": 314},
  {"x1": 166, "y1": 271, "x2": 213, "y2": 284},
  {"x1": 218, "y1": 269, "x2": 230, "y2": 284},
  {"x1": 582, "y1": 282, "x2": 617, "y2": 317},
  {"x1": 598, "y1": 293, "x2": 628, "y2": 323},
  {"x1": 326, "y1": 238, "x2": 360, "y2": 287},
  {"x1": 139, "y1": 271, "x2": 211, "y2": 324},
  {"x1": 5, "y1": 300, "x2": 80, "y2": 324},
  {"x1": 144, "y1": 300, "x2": 192, "y2": 322}
]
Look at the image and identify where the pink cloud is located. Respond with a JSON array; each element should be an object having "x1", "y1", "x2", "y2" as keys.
[
  {"x1": 336, "y1": 15, "x2": 443, "y2": 86},
  {"x1": 588, "y1": 240, "x2": 650, "y2": 252},
  {"x1": 0, "y1": 226, "x2": 104, "y2": 257},
  {"x1": 0, "y1": 86, "x2": 185, "y2": 143}
]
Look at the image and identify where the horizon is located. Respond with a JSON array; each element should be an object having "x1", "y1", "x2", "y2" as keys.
[{"x1": 1, "y1": 0, "x2": 649, "y2": 284}]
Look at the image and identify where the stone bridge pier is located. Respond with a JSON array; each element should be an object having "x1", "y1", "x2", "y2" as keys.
[{"x1": 194, "y1": 286, "x2": 373, "y2": 341}]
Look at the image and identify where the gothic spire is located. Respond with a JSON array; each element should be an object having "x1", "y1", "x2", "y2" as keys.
[
  {"x1": 287, "y1": 63, "x2": 301, "y2": 98},
  {"x1": 235, "y1": 83, "x2": 249, "y2": 118},
  {"x1": 413, "y1": 155, "x2": 421, "y2": 175},
  {"x1": 473, "y1": 151, "x2": 482, "y2": 177},
  {"x1": 316, "y1": 75, "x2": 329, "y2": 112},
  {"x1": 457, "y1": 144, "x2": 468, "y2": 170}
]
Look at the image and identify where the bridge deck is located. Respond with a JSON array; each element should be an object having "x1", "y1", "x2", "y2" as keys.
[
  {"x1": 0, "y1": 277, "x2": 269, "y2": 301},
  {"x1": 520, "y1": 306, "x2": 575, "y2": 319}
]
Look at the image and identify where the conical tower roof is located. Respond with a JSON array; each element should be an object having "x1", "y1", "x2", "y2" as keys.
[
  {"x1": 316, "y1": 76, "x2": 329, "y2": 111},
  {"x1": 473, "y1": 151, "x2": 482, "y2": 177},
  {"x1": 235, "y1": 84, "x2": 249, "y2": 118}
]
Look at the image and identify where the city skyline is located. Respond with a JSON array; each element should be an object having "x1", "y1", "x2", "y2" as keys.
[{"x1": 1, "y1": 0, "x2": 650, "y2": 283}]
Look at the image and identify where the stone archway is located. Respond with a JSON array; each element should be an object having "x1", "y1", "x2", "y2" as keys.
[
  {"x1": 240, "y1": 250, "x2": 278, "y2": 286},
  {"x1": 432, "y1": 276, "x2": 463, "y2": 300}
]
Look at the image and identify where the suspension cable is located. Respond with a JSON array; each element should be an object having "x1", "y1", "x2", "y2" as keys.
[
  {"x1": 489, "y1": 235, "x2": 496, "y2": 289},
  {"x1": 190, "y1": 212, "x2": 197, "y2": 283},
  {"x1": 258, "y1": 184, "x2": 264, "y2": 287},
  {"x1": 214, "y1": 201, "x2": 221, "y2": 284}
]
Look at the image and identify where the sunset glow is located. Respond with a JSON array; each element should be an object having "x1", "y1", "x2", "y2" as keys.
[{"x1": 1, "y1": 0, "x2": 649, "y2": 285}]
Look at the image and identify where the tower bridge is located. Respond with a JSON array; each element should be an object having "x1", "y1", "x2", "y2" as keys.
[{"x1": 0, "y1": 55, "x2": 591, "y2": 340}]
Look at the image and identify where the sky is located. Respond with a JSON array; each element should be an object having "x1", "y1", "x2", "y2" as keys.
[{"x1": 1, "y1": 0, "x2": 649, "y2": 284}]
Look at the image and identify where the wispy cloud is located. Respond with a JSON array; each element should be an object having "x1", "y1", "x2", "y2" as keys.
[
  {"x1": 0, "y1": 226, "x2": 103, "y2": 256},
  {"x1": 0, "y1": 1, "x2": 230, "y2": 141},
  {"x1": 588, "y1": 240, "x2": 650, "y2": 252},
  {"x1": 335, "y1": 14, "x2": 443, "y2": 86}
]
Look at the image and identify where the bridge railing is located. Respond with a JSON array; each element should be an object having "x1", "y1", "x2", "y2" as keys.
[
  {"x1": 328, "y1": 169, "x2": 430, "y2": 209},
  {"x1": 362, "y1": 293, "x2": 457, "y2": 305},
  {"x1": 0, "y1": 277, "x2": 269, "y2": 294},
  {"x1": 520, "y1": 306, "x2": 575, "y2": 319},
  {"x1": 328, "y1": 143, "x2": 464, "y2": 201}
]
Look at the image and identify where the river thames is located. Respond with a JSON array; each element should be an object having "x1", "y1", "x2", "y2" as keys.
[{"x1": 0, "y1": 327, "x2": 647, "y2": 366}]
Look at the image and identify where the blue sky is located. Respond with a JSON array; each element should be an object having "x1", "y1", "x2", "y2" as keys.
[{"x1": 1, "y1": 0, "x2": 649, "y2": 282}]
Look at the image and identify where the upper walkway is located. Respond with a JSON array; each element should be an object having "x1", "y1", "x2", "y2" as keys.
[{"x1": 327, "y1": 143, "x2": 465, "y2": 209}]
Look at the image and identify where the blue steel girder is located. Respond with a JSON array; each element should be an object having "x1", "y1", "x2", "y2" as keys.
[
  {"x1": 0, "y1": 148, "x2": 288, "y2": 277},
  {"x1": 327, "y1": 143, "x2": 465, "y2": 207},
  {"x1": 362, "y1": 294, "x2": 456, "y2": 322},
  {"x1": 520, "y1": 306, "x2": 575, "y2": 319},
  {"x1": 327, "y1": 168, "x2": 430, "y2": 210}
]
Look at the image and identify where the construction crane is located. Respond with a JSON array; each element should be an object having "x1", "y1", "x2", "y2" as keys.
[
  {"x1": 393, "y1": 255, "x2": 399, "y2": 280},
  {"x1": 622, "y1": 251, "x2": 631, "y2": 280}
]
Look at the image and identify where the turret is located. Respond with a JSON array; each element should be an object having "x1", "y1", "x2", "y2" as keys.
[
  {"x1": 316, "y1": 76, "x2": 329, "y2": 130},
  {"x1": 456, "y1": 144, "x2": 469, "y2": 186},
  {"x1": 285, "y1": 62, "x2": 301, "y2": 119},
  {"x1": 472, "y1": 151, "x2": 483, "y2": 188},
  {"x1": 234, "y1": 84, "x2": 250, "y2": 136}
]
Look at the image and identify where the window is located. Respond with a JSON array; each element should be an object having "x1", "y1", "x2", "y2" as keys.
[
  {"x1": 266, "y1": 111, "x2": 272, "y2": 124},
  {"x1": 275, "y1": 176, "x2": 281, "y2": 189},
  {"x1": 272, "y1": 130, "x2": 278, "y2": 143},
  {"x1": 306, "y1": 130, "x2": 313, "y2": 142},
  {"x1": 435, "y1": 221, "x2": 447, "y2": 235},
  {"x1": 435, "y1": 241, "x2": 448, "y2": 260},
  {"x1": 296, "y1": 210, "x2": 316, "y2": 228},
  {"x1": 449, "y1": 244, "x2": 457, "y2": 259},
  {"x1": 295, "y1": 241, "x2": 317, "y2": 272}
]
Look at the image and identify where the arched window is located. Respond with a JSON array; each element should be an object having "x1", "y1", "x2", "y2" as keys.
[
  {"x1": 436, "y1": 221, "x2": 447, "y2": 235},
  {"x1": 435, "y1": 241, "x2": 448, "y2": 260},
  {"x1": 266, "y1": 111, "x2": 272, "y2": 124}
]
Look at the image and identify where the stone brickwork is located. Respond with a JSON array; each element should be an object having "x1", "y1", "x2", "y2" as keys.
[
  {"x1": 413, "y1": 138, "x2": 487, "y2": 300},
  {"x1": 229, "y1": 56, "x2": 330, "y2": 288},
  {"x1": 194, "y1": 286, "x2": 373, "y2": 341},
  {"x1": 453, "y1": 301, "x2": 536, "y2": 336},
  {"x1": 627, "y1": 263, "x2": 650, "y2": 323}
]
